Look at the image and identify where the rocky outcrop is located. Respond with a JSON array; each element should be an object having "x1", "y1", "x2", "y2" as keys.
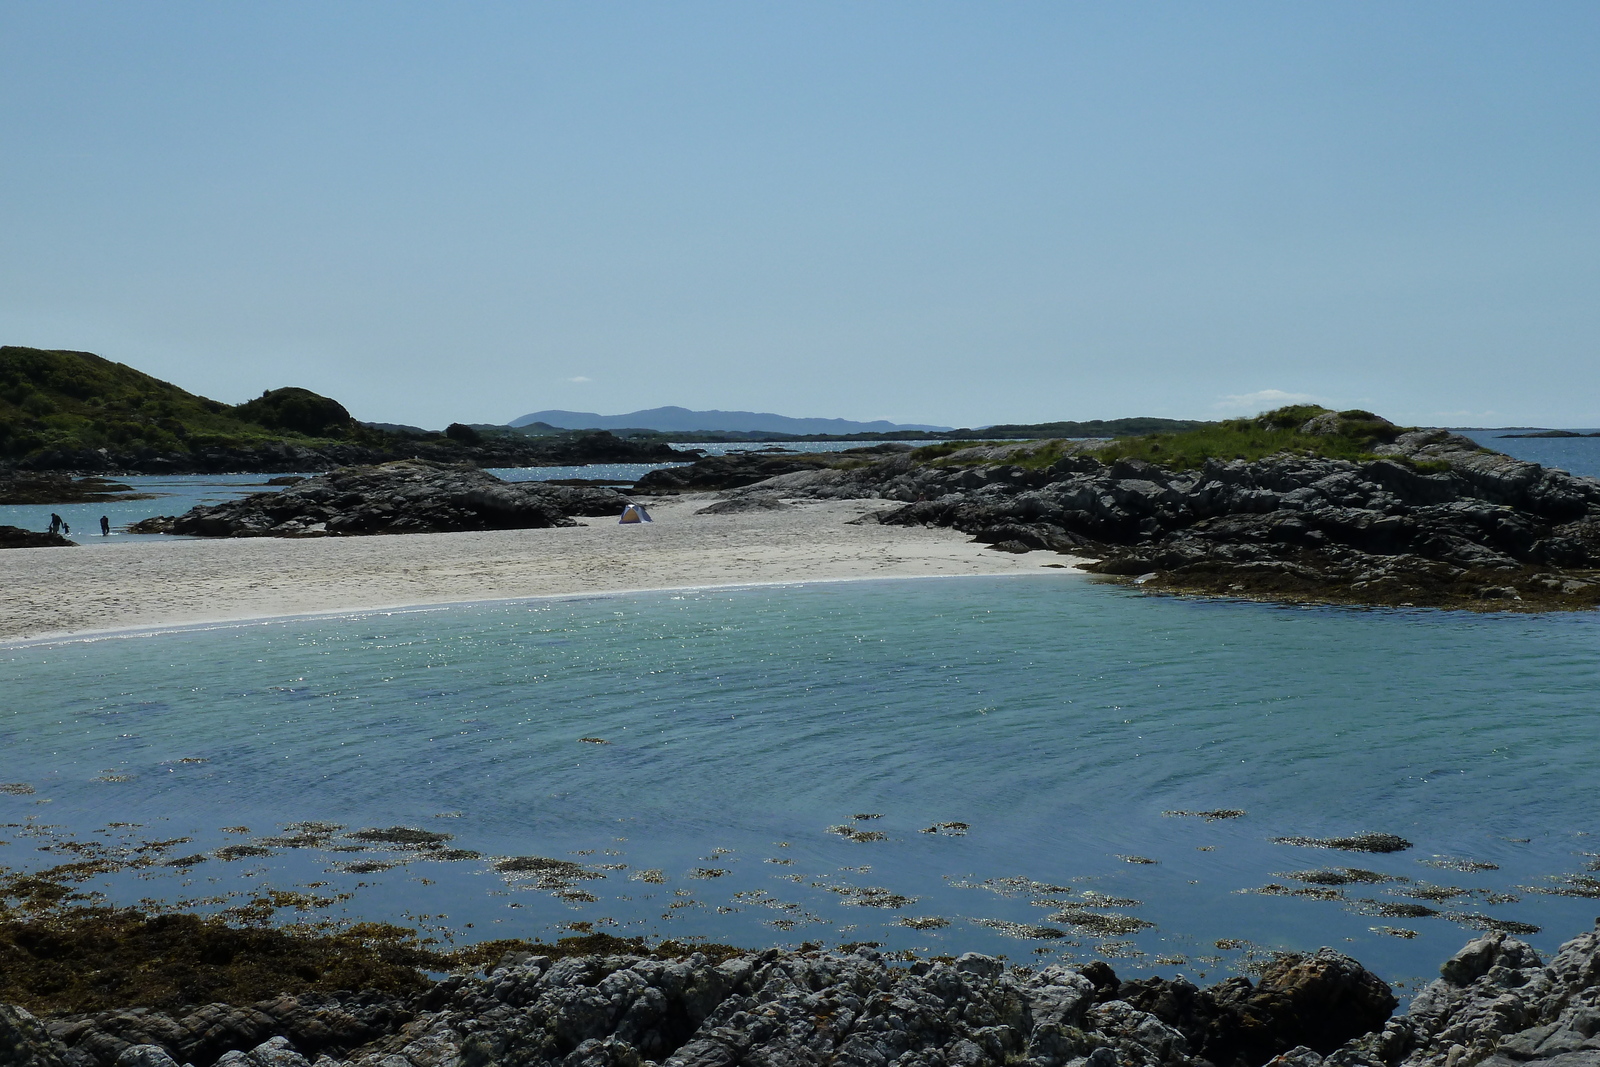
[
  {"x1": 131, "y1": 462, "x2": 631, "y2": 538},
  {"x1": 0, "y1": 524, "x2": 76, "y2": 549},
  {"x1": 0, "y1": 474, "x2": 149, "y2": 505},
  {"x1": 1279, "y1": 923, "x2": 1600, "y2": 1067},
  {"x1": 634, "y1": 454, "x2": 850, "y2": 493},
  {"x1": 27, "y1": 946, "x2": 1395, "y2": 1067},
  {"x1": 9, "y1": 432, "x2": 689, "y2": 477},
  {"x1": 2, "y1": 1004, "x2": 70, "y2": 1067},
  {"x1": 38, "y1": 993, "x2": 412, "y2": 1067},
  {"x1": 23, "y1": 925, "x2": 1600, "y2": 1067},
  {"x1": 632, "y1": 446, "x2": 913, "y2": 494},
  {"x1": 1116, "y1": 950, "x2": 1397, "y2": 1067},
  {"x1": 698, "y1": 432, "x2": 1600, "y2": 610}
]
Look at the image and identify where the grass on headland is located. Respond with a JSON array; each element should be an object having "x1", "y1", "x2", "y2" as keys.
[
  {"x1": 908, "y1": 408, "x2": 1419, "y2": 473},
  {"x1": 1088, "y1": 406, "x2": 1409, "y2": 470}
]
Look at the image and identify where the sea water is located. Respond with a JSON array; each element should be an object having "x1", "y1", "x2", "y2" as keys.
[
  {"x1": 1454, "y1": 430, "x2": 1600, "y2": 480},
  {"x1": 4, "y1": 574, "x2": 1599, "y2": 992},
  {"x1": 0, "y1": 473, "x2": 309, "y2": 546}
]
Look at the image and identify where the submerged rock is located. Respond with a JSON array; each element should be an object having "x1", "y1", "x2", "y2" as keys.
[
  {"x1": 0, "y1": 474, "x2": 148, "y2": 505},
  {"x1": 132, "y1": 461, "x2": 632, "y2": 538}
]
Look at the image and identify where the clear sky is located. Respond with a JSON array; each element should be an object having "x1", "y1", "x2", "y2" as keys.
[{"x1": 2, "y1": 3, "x2": 1596, "y2": 429}]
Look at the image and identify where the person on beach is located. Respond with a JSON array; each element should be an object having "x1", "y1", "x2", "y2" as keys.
[
  {"x1": 100, "y1": 515, "x2": 110, "y2": 536},
  {"x1": 62, "y1": 521, "x2": 70, "y2": 535},
  {"x1": 49, "y1": 513, "x2": 62, "y2": 534}
]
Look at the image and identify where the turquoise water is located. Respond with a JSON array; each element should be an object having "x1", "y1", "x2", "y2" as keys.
[
  {"x1": 4, "y1": 574, "x2": 1599, "y2": 990},
  {"x1": 0, "y1": 474, "x2": 305, "y2": 545}
]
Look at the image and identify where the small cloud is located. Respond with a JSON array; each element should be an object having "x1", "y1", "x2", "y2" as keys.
[
  {"x1": 1213, "y1": 389, "x2": 1321, "y2": 414},
  {"x1": 565, "y1": 376, "x2": 592, "y2": 383}
]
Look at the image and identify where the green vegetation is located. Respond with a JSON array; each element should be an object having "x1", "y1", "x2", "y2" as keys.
[
  {"x1": 907, "y1": 408, "x2": 1420, "y2": 473},
  {"x1": 0, "y1": 346, "x2": 394, "y2": 461},
  {"x1": 1089, "y1": 406, "x2": 1409, "y2": 470},
  {"x1": 232, "y1": 387, "x2": 354, "y2": 437}
]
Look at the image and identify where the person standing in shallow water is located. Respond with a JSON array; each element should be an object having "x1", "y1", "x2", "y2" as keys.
[
  {"x1": 100, "y1": 515, "x2": 110, "y2": 536},
  {"x1": 49, "y1": 513, "x2": 62, "y2": 534}
]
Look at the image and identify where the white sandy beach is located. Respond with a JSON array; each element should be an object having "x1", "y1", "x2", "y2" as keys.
[{"x1": 0, "y1": 495, "x2": 1085, "y2": 643}]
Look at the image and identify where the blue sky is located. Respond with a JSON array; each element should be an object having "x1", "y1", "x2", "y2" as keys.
[{"x1": 1, "y1": 2, "x2": 1596, "y2": 428}]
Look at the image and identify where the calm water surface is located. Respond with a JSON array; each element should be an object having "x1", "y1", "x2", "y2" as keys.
[
  {"x1": 4, "y1": 575, "x2": 1599, "y2": 991},
  {"x1": 1454, "y1": 430, "x2": 1600, "y2": 479}
]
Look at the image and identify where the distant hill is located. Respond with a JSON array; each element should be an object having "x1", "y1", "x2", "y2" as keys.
[
  {"x1": 0, "y1": 346, "x2": 687, "y2": 473},
  {"x1": 509, "y1": 406, "x2": 952, "y2": 435}
]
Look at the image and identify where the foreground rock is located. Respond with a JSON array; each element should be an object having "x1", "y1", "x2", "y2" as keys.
[
  {"x1": 692, "y1": 426, "x2": 1600, "y2": 610},
  {"x1": 18, "y1": 924, "x2": 1600, "y2": 1067},
  {"x1": 1318, "y1": 925, "x2": 1600, "y2": 1067},
  {"x1": 131, "y1": 462, "x2": 631, "y2": 537},
  {"x1": 15, "y1": 946, "x2": 1393, "y2": 1067}
]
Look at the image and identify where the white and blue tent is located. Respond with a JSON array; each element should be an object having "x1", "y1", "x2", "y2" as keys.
[{"x1": 618, "y1": 503, "x2": 652, "y2": 524}]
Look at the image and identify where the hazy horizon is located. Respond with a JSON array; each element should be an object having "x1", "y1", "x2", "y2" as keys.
[{"x1": 2, "y1": 3, "x2": 1596, "y2": 429}]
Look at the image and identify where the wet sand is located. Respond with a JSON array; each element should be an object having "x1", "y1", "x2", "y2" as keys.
[{"x1": 0, "y1": 495, "x2": 1084, "y2": 642}]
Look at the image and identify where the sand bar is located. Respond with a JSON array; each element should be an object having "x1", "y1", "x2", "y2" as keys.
[{"x1": 0, "y1": 495, "x2": 1084, "y2": 643}]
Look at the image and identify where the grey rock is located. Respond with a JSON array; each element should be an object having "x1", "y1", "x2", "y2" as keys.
[
  {"x1": 112, "y1": 1047, "x2": 181, "y2": 1067},
  {"x1": 695, "y1": 495, "x2": 792, "y2": 515},
  {"x1": 141, "y1": 461, "x2": 630, "y2": 538},
  {"x1": 239, "y1": 1038, "x2": 311, "y2": 1067},
  {"x1": 2, "y1": 1004, "x2": 73, "y2": 1067},
  {"x1": 24, "y1": 925, "x2": 1600, "y2": 1067}
]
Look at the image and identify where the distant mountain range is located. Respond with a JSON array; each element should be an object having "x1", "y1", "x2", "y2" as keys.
[{"x1": 508, "y1": 406, "x2": 952, "y2": 435}]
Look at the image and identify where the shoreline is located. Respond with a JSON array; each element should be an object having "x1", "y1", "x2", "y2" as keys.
[
  {"x1": 6, "y1": 901, "x2": 1596, "y2": 1067},
  {"x1": 0, "y1": 569, "x2": 1077, "y2": 649},
  {"x1": 0, "y1": 495, "x2": 1086, "y2": 644}
]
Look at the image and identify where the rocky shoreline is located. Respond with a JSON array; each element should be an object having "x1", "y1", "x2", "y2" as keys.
[
  {"x1": 18, "y1": 405, "x2": 1600, "y2": 612},
  {"x1": 129, "y1": 462, "x2": 633, "y2": 538},
  {"x1": 4, "y1": 924, "x2": 1599, "y2": 1067},
  {"x1": 689, "y1": 418, "x2": 1600, "y2": 611},
  {"x1": 7, "y1": 431, "x2": 689, "y2": 478}
]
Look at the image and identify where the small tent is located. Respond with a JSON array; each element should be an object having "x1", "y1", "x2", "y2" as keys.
[{"x1": 618, "y1": 503, "x2": 652, "y2": 524}]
